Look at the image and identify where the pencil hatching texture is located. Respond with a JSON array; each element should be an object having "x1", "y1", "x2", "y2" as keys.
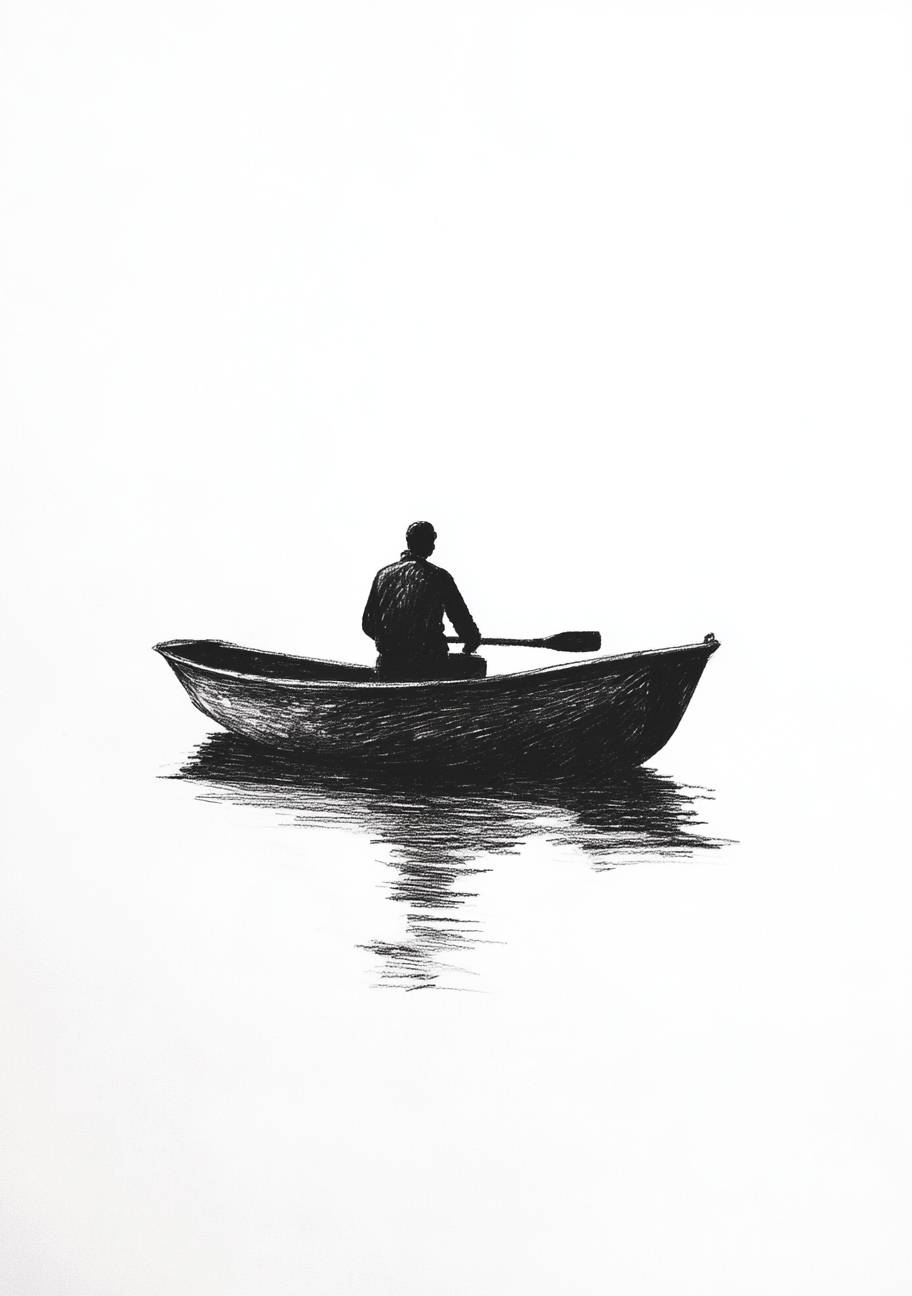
[
  {"x1": 156, "y1": 632, "x2": 724, "y2": 988},
  {"x1": 172, "y1": 738, "x2": 730, "y2": 990},
  {"x1": 362, "y1": 551, "x2": 480, "y2": 664},
  {"x1": 155, "y1": 637, "x2": 719, "y2": 769}
]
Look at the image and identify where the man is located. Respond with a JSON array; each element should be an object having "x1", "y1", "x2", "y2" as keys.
[{"x1": 362, "y1": 522, "x2": 484, "y2": 680}]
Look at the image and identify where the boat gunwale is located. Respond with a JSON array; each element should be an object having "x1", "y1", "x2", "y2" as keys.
[{"x1": 152, "y1": 636, "x2": 719, "y2": 691}]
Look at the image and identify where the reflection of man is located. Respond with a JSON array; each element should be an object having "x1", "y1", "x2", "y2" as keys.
[{"x1": 362, "y1": 522, "x2": 484, "y2": 680}]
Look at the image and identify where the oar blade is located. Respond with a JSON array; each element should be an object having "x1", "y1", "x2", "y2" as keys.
[{"x1": 543, "y1": 631, "x2": 601, "y2": 652}]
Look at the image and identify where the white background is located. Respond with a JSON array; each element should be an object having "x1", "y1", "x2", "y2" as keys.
[{"x1": 2, "y1": 2, "x2": 910, "y2": 1293}]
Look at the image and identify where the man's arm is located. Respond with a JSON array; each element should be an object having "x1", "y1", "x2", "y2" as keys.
[
  {"x1": 442, "y1": 573, "x2": 481, "y2": 654},
  {"x1": 362, "y1": 576, "x2": 380, "y2": 641}
]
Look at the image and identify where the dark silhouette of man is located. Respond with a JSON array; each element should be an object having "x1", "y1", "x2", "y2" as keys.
[{"x1": 362, "y1": 522, "x2": 483, "y2": 680}]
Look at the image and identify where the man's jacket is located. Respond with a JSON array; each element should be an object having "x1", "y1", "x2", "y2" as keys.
[{"x1": 362, "y1": 551, "x2": 480, "y2": 665}]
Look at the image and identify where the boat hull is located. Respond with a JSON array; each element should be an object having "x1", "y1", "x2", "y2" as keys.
[{"x1": 155, "y1": 638, "x2": 719, "y2": 769}]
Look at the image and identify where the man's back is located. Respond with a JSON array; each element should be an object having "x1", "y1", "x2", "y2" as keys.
[{"x1": 362, "y1": 523, "x2": 481, "y2": 678}]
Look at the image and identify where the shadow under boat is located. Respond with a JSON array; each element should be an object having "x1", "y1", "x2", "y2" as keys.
[{"x1": 170, "y1": 733, "x2": 730, "y2": 990}]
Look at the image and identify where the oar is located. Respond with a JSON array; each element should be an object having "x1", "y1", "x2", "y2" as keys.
[{"x1": 445, "y1": 631, "x2": 601, "y2": 652}]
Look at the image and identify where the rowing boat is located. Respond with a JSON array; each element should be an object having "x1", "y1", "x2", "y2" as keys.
[{"x1": 154, "y1": 634, "x2": 720, "y2": 769}]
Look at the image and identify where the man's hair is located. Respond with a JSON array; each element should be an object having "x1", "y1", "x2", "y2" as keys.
[{"x1": 406, "y1": 520, "x2": 436, "y2": 557}]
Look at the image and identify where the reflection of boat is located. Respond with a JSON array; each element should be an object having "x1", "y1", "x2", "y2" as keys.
[
  {"x1": 175, "y1": 732, "x2": 727, "y2": 865},
  {"x1": 154, "y1": 634, "x2": 720, "y2": 768},
  {"x1": 172, "y1": 733, "x2": 729, "y2": 990}
]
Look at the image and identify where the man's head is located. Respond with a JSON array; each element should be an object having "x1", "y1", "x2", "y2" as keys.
[{"x1": 406, "y1": 520, "x2": 436, "y2": 558}]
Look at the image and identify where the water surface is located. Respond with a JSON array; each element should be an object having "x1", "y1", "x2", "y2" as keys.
[{"x1": 173, "y1": 734, "x2": 728, "y2": 990}]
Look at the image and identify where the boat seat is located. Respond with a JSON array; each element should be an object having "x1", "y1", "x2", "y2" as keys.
[{"x1": 375, "y1": 654, "x2": 487, "y2": 682}]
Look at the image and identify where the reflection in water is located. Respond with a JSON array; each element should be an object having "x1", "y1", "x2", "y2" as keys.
[{"x1": 171, "y1": 734, "x2": 730, "y2": 990}]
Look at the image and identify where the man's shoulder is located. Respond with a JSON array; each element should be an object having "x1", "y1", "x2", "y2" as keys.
[
  {"x1": 375, "y1": 556, "x2": 411, "y2": 576},
  {"x1": 374, "y1": 559, "x2": 421, "y2": 586},
  {"x1": 421, "y1": 561, "x2": 459, "y2": 593},
  {"x1": 425, "y1": 561, "x2": 454, "y2": 583},
  {"x1": 376, "y1": 558, "x2": 451, "y2": 580}
]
